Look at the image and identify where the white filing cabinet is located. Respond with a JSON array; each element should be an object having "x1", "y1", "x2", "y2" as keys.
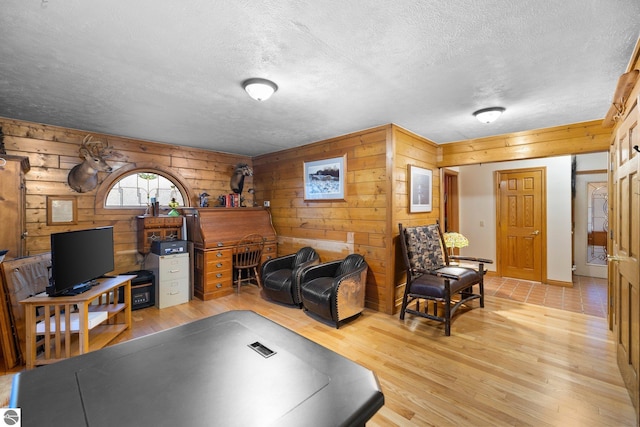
[{"x1": 148, "y1": 253, "x2": 190, "y2": 309}]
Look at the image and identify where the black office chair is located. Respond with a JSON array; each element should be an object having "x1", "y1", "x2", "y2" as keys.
[
  {"x1": 260, "y1": 247, "x2": 319, "y2": 306},
  {"x1": 300, "y1": 254, "x2": 368, "y2": 328}
]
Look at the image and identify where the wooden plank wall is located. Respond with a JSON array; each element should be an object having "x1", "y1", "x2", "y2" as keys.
[
  {"x1": 390, "y1": 126, "x2": 441, "y2": 311},
  {"x1": 1, "y1": 115, "x2": 613, "y2": 315},
  {"x1": 0, "y1": 117, "x2": 252, "y2": 274},
  {"x1": 253, "y1": 124, "x2": 443, "y2": 315},
  {"x1": 253, "y1": 126, "x2": 392, "y2": 313},
  {"x1": 438, "y1": 119, "x2": 611, "y2": 167}
]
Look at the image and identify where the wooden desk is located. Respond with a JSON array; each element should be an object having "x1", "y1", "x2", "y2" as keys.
[
  {"x1": 20, "y1": 275, "x2": 133, "y2": 369},
  {"x1": 185, "y1": 208, "x2": 277, "y2": 300}
]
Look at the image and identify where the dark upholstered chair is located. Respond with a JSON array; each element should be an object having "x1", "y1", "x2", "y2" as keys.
[
  {"x1": 398, "y1": 222, "x2": 493, "y2": 336},
  {"x1": 260, "y1": 247, "x2": 319, "y2": 306},
  {"x1": 300, "y1": 254, "x2": 368, "y2": 328}
]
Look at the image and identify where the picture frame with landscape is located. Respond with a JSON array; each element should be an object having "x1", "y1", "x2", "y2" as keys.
[{"x1": 303, "y1": 155, "x2": 346, "y2": 201}]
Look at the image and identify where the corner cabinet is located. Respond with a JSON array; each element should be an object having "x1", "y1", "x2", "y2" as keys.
[
  {"x1": 0, "y1": 155, "x2": 30, "y2": 259},
  {"x1": 185, "y1": 208, "x2": 277, "y2": 300}
]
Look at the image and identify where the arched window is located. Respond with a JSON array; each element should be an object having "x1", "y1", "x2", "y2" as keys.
[{"x1": 105, "y1": 171, "x2": 186, "y2": 208}]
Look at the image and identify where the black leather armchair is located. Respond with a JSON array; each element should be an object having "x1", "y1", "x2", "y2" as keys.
[
  {"x1": 260, "y1": 247, "x2": 319, "y2": 306},
  {"x1": 300, "y1": 254, "x2": 368, "y2": 328}
]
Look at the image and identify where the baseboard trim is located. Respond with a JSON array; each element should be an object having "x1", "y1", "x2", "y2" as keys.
[{"x1": 545, "y1": 279, "x2": 573, "y2": 288}]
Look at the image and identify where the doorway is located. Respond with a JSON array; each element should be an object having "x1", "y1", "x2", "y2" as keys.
[
  {"x1": 443, "y1": 169, "x2": 459, "y2": 233},
  {"x1": 495, "y1": 167, "x2": 546, "y2": 282},
  {"x1": 573, "y1": 173, "x2": 608, "y2": 279}
]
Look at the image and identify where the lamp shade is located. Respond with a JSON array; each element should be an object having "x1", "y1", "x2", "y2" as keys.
[
  {"x1": 443, "y1": 232, "x2": 469, "y2": 249},
  {"x1": 242, "y1": 78, "x2": 278, "y2": 101},
  {"x1": 473, "y1": 107, "x2": 505, "y2": 124}
]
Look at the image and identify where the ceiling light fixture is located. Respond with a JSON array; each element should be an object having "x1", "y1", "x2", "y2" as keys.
[
  {"x1": 473, "y1": 107, "x2": 505, "y2": 124},
  {"x1": 242, "y1": 78, "x2": 278, "y2": 101}
]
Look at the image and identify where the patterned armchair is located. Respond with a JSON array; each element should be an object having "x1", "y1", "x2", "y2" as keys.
[{"x1": 398, "y1": 222, "x2": 493, "y2": 335}]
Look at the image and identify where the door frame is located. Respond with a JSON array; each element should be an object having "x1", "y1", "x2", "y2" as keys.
[
  {"x1": 495, "y1": 167, "x2": 547, "y2": 283},
  {"x1": 442, "y1": 168, "x2": 459, "y2": 233}
]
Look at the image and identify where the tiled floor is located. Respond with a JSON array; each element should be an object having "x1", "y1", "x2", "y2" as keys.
[{"x1": 484, "y1": 274, "x2": 608, "y2": 318}]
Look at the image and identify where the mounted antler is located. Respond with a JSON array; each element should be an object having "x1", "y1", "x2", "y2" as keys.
[{"x1": 67, "y1": 135, "x2": 114, "y2": 193}]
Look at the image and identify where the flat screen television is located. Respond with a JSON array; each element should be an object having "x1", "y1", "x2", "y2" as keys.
[{"x1": 47, "y1": 226, "x2": 115, "y2": 297}]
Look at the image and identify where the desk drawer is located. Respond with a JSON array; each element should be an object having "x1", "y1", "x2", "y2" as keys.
[
  {"x1": 261, "y1": 244, "x2": 276, "y2": 264},
  {"x1": 194, "y1": 248, "x2": 234, "y2": 300}
]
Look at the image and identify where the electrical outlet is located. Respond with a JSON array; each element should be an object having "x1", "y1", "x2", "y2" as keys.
[{"x1": 263, "y1": 201, "x2": 270, "y2": 207}]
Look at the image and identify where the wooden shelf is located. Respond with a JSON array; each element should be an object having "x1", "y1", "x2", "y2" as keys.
[
  {"x1": 32, "y1": 324, "x2": 128, "y2": 365},
  {"x1": 20, "y1": 275, "x2": 133, "y2": 369},
  {"x1": 89, "y1": 303, "x2": 126, "y2": 318}
]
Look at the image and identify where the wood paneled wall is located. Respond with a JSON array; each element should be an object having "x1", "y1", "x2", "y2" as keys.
[
  {"x1": 389, "y1": 127, "x2": 441, "y2": 311},
  {"x1": 253, "y1": 124, "x2": 441, "y2": 314},
  {"x1": 253, "y1": 126, "x2": 391, "y2": 312},
  {"x1": 1, "y1": 115, "x2": 613, "y2": 314},
  {"x1": 438, "y1": 119, "x2": 611, "y2": 167},
  {"x1": 0, "y1": 117, "x2": 252, "y2": 274}
]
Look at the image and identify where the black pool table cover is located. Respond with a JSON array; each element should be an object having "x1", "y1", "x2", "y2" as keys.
[{"x1": 10, "y1": 310, "x2": 384, "y2": 426}]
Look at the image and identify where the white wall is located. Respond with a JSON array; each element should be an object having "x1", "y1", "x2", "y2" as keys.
[{"x1": 456, "y1": 156, "x2": 573, "y2": 283}]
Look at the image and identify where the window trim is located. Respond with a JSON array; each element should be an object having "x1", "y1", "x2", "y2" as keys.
[{"x1": 94, "y1": 163, "x2": 195, "y2": 216}]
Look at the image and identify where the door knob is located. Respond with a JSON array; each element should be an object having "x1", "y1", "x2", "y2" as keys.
[
  {"x1": 530, "y1": 230, "x2": 540, "y2": 235},
  {"x1": 607, "y1": 255, "x2": 621, "y2": 262}
]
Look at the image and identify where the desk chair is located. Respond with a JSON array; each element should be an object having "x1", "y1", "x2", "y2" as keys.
[{"x1": 233, "y1": 234, "x2": 265, "y2": 294}]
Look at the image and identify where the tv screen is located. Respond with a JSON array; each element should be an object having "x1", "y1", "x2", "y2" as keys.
[{"x1": 48, "y1": 227, "x2": 115, "y2": 297}]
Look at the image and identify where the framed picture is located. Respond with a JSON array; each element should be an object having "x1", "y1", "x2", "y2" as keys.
[
  {"x1": 408, "y1": 165, "x2": 432, "y2": 213},
  {"x1": 303, "y1": 155, "x2": 346, "y2": 201},
  {"x1": 47, "y1": 196, "x2": 77, "y2": 225}
]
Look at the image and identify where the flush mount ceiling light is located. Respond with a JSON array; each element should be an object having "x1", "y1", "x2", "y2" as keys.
[
  {"x1": 473, "y1": 107, "x2": 505, "y2": 124},
  {"x1": 242, "y1": 78, "x2": 278, "y2": 101}
]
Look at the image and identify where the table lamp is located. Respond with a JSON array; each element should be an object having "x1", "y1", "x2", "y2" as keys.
[{"x1": 443, "y1": 232, "x2": 468, "y2": 260}]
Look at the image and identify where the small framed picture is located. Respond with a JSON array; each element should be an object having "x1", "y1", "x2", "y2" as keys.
[
  {"x1": 303, "y1": 155, "x2": 346, "y2": 201},
  {"x1": 47, "y1": 196, "x2": 78, "y2": 225},
  {"x1": 408, "y1": 165, "x2": 432, "y2": 213}
]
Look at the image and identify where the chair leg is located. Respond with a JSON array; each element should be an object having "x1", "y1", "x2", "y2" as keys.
[
  {"x1": 444, "y1": 283, "x2": 451, "y2": 336},
  {"x1": 400, "y1": 292, "x2": 409, "y2": 320},
  {"x1": 479, "y1": 280, "x2": 485, "y2": 308},
  {"x1": 236, "y1": 269, "x2": 242, "y2": 295},
  {"x1": 253, "y1": 267, "x2": 262, "y2": 288}
]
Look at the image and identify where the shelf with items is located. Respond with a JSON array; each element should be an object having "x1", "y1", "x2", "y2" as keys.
[
  {"x1": 20, "y1": 275, "x2": 133, "y2": 369},
  {"x1": 136, "y1": 215, "x2": 184, "y2": 255}
]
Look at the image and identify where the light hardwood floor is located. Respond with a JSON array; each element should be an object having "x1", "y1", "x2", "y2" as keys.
[{"x1": 2, "y1": 284, "x2": 636, "y2": 426}]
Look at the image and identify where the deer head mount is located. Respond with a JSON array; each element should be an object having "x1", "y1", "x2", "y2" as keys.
[{"x1": 67, "y1": 135, "x2": 115, "y2": 193}]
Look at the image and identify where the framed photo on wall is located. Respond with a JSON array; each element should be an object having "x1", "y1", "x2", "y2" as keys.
[
  {"x1": 47, "y1": 196, "x2": 78, "y2": 225},
  {"x1": 408, "y1": 165, "x2": 432, "y2": 213},
  {"x1": 303, "y1": 155, "x2": 346, "y2": 201}
]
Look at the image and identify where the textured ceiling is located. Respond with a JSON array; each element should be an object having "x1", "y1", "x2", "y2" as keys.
[{"x1": 0, "y1": 1, "x2": 639, "y2": 156}]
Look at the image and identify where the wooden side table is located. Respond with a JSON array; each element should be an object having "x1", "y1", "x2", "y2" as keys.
[{"x1": 20, "y1": 275, "x2": 133, "y2": 369}]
